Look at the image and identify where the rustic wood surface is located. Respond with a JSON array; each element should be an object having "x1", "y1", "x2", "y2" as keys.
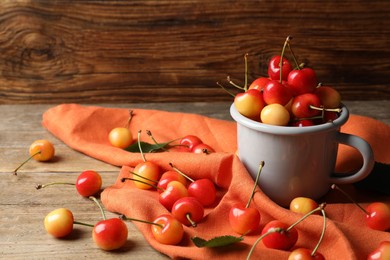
[
  {"x1": 0, "y1": 101, "x2": 388, "y2": 259},
  {"x1": 0, "y1": 1, "x2": 389, "y2": 104}
]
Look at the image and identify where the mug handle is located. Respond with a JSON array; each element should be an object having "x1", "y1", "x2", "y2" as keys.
[{"x1": 329, "y1": 132, "x2": 375, "y2": 184}]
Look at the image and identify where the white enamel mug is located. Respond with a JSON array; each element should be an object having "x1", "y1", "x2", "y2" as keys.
[{"x1": 230, "y1": 103, "x2": 374, "y2": 207}]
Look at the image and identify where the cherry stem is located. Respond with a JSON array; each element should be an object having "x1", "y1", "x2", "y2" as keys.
[
  {"x1": 36, "y1": 182, "x2": 75, "y2": 189},
  {"x1": 287, "y1": 203, "x2": 326, "y2": 232},
  {"x1": 287, "y1": 38, "x2": 300, "y2": 70},
  {"x1": 244, "y1": 53, "x2": 249, "y2": 91},
  {"x1": 331, "y1": 184, "x2": 369, "y2": 215},
  {"x1": 216, "y1": 81, "x2": 236, "y2": 97},
  {"x1": 13, "y1": 150, "x2": 41, "y2": 175},
  {"x1": 125, "y1": 110, "x2": 134, "y2": 129},
  {"x1": 246, "y1": 161, "x2": 265, "y2": 208},
  {"x1": 130, "y1": 170, "x2": 158, "y2": 184},
  {"x1": 186, "y1": 213, "x2": 197, "y2": 227},
  {"x1": 311, "y1": 208, "x2": 327, "y2": 257},
  {"x1": 120, "y1": 214, "x2": 164, "y2": 229},
  {"x1": 137, "y1": 130, "x2": 147, "y2": 162},
  {"x1": 73, "y1": 220, "x2": 94, "y2": 228},
  {"x1": 89, "y1": 196, "x2": 107, "y2": 220},
  {"x1": 121, "y1": 177, "x2": 164, "y2": 191},
  {"x1": 246, "y1": 228, "x2": 284, "y2": 260},
  {"x1": 309, "y1": 105, "x2": 342, "y2": 113},
  {"x1": 169, "y1": 163, "x2": 195, "y2": 183},
  {"x1": 279, "y1": 36, "x2": 292, "y2": 83},
  {"x1": 227, "y1": 75, "x2": 246, "y2": 91}
]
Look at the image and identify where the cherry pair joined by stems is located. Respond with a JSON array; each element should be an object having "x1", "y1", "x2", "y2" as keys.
[
  {"x1": 180, "y1": 135, "x2": 215, "y2": 154},
  {"x1": 13, "y1": 139, "x2": 55, "y2": 175}
]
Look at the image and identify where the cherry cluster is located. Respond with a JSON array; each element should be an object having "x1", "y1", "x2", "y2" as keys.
[{"x1": 222, "y1": 36, "x2": 342, "y2": 127}]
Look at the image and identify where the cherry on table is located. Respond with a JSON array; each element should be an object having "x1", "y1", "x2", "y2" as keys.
[
  {"x1": 368, "y1": 241, "x2": 390, "y2": 260},
  {"x1": 180, "y1": 135, "x2": 203, "y2": 151},
  {"x1": 289, "y1": 197, "x2": 319, "y2": 215},
  {"x1": 288, "y1": 248, "x2": 325, "y2": 260},
  {"x1": 13, "y1": 139, "x2": 55, "y2": 175},
  {"x1": 157, "y1": 170, "x2": 188, "y2": 193},
  {"x1": 108, "y1": 109, "x2": 134, "y2": 148},
  {"x1": 159, "y1": 180, "x2": 188, "y2": 211},
  {"x1": 172, "y1": 196, "x2": 204, "y2": 227},
  {"x1": 192, "y1": 143, "x2": 215, "y2": 154}
]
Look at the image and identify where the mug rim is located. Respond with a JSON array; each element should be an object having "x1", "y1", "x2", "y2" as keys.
[{"x1": 230, "y1": 103, "x2": 349, "y2": 135}]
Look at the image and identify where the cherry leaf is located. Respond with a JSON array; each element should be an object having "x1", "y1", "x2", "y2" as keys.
[
  {"x1": 191, "y1": 235, "x2": 243, "y2": 248},
  {"x1": 124, "y1": 141, "x2": 172, "y2": 153}
]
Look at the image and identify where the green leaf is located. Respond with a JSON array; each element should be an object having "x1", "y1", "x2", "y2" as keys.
[
  {"x1": 124, "y1": 141, "x2": 172, "y2": 153},
  {"x1": 191, "y1": 235, "x2": 243, "y2": 248}
]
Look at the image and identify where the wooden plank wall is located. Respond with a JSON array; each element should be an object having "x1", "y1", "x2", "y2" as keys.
[{"x1": 0, "y1": 0, "x2": 389, "y2": 104}]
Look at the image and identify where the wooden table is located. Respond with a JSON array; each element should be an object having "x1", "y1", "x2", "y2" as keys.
[{"x1": 0, "y1": 101, "x2": 388, "y2": 259}]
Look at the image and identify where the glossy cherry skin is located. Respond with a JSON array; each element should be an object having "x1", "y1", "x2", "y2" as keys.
[
  {"x1": 261, "y1": 220, "x2": 298, "y2": 250},
  {"x1": 365, "y1": 202, "x2": 390, "y2": 231},
  {"x1": 93, "y1": 218, "x2": 128, "y2": 251},
  {"x1": 291, "y1": 93, "x2": 322, "y2": 118},
  {"x1": 76, "y1": 170, "x2": 102, "y2": 197},
  {"x1": 288, "y1": 248, "x2": 325, "y2": 260},
  {"x1": 29, "y1": 140, "x2": 55, "y2": 161},
  {"x1": 192, "y1": 143, "x2": 215, "y2": 154},
  {"x1": 132, "y1": 161, "x2": 160, "y2": 190},
  {"x1": 44, "y1": 208, "x2": 74, "y2": 238},
  {"x1": 234, "y1": 89, "x2": 265, "y2": 120},
  {"x1": 151, "y1": 214, "x2": 184, "y2": 245},
  {"x1": 108, "y1": 127, "x2": 133, "y2": 148},
  {"x1": 180, "y1": 135, "x2": 203, "y2": 151},
  {"x1": 287, "y1": 67, "x2": 318, "y2": 96},
  {"x1": 249, "y1": 77, "x2": 271, "y2": 91},
  {"x1": 368, "y1": 241, "x2": 390, "y2": 260},
  {"x1": 188, "y1": 178, "x2": 217, "y2": 207},
  {"x1": 268, "y1": 55, "x2": 293, "y2": 81},
  {"x1": 263, "y1": 80, "x2": 293, "y2": 106},
  {"x1": 157, "y1": 170, "x2": 187, "y2": 194},
  {"x1": 159, "y1": 181, "x2": 188, "y2": 211},
  {"x1": 260, "y1": 103, "x2": 290, "y2": 126},
  {"x1": 229, "y1": 204, "x2": 261, "y2": 235},
  {"x1": 289, "y1": 197, "x2": 319, "y2": 215},
  {"x1": 172, "y1": 197, "x2": 204, "y2": 227}
]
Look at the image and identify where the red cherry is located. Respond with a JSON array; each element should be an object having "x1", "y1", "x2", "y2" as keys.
[
  {"x1": 248, "y1": 77, "x2": 271, "y2": 91},
  {"x1": 268, "y1": 55, "x2": 293, "y2": 81},
  {"x1": 172, "y1": 197, "x2": 204, "y2": 227},
  {"x1": 180, "y1": 135, "x2": 203, "y2": 151},
  {"x1": 314, "y1": 85, "x2": 341, "y2": 109},
  {"x1": 151, "y1": 214, "x2": 184, "y2": 245},
  {"x1": 261, "y1": 220, "x2": 298, "y2": 250},
  {"x1": 159, "y1": 180, "x2": 188, "y2": 211},
  {"x1": 192, "y1": 143, "x2": 215, "y2": 154},
  {"x1": 290, "y1": 119, "x2": 315, "y2": 127},
  {"x1": 263, "y1": 80, "x2": 293, "y2": 106},
  {"x1": 368, "y1": 241, "x2": 390, "y2": 260},
  {"x1": 93, "y1": 218, "x2": 128, "y2": 251},
  {"x1": 229, "y1": 206, "x2": 261, "y2": 235},
  {"x1": 365, "y1": 202, "x2": 390, "y2": 231},
  {"x1": 287, "y1": 67, "x2": 318, "y2": 96},
  {"x1": 291, "y1": 93, "x2": 322, "y2": 118},
  {"x1": 288, "y1": 248, "x2": 325, "y2": 260},
  {"x1": 157, "y1": 170, "x2": 187, "y2": 193},
  {"x1": 234, "y1": 89, "x2": 265, "y2": 120},
  {"x1": 76, "y1": 170, "x2": 102, "y2": 197}
]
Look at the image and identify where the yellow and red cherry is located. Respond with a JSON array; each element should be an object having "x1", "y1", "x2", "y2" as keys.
[
  {"x1": 151, "y1": 214, "x2": 184, "y2": 245},
  {"x1": 263, "y1": 80, "x2": 293, "y2": 106},
  {"x1": 368, "y1": 241, "x2": 390, "y2": 260},
  {"x1": 170, "y1": 163, "x2": 217, "y2": 207},
  {"x1": 76, "y1": 170, "x2": 102, "y2": 197},
  {"x1": 234, "y1": 89, "x2": 265, "y2": 120},
  {"x1": 93, "y1": 218, "x2": 128, "y2": 251},
  {"x1": 288, "y1": 248, "x2": 325, "y2": 260},
  {"x1": 287, "y1": 67, "x2": 318, "y2": 96},
  {"x1": 267, "y1": 55, "x2": 293, "y2": 81},
  {"x1": 291, "y1": 93, "x2": 322, "y2": 119},
  {"x1": 260, "y1": 103, "x2": 290, "y2": 126},
  {"x1": 14, "y1": 139, "x2": 55, "y2": 175},
  {"x1": 229, "y1": 161, "x2": 264, "y2": 235},
  {"x1": 180, "y1": 135, "x2": 203, "y2": 151},
  {"x1": 192, "y1": 143, "x2": 215, "y2": 154},
  {"x1": 157, "y1": 170, "x2": 187, "y2": 194},
  {"x1": 172, "y1": 197, "x2": 204, "y2": 227},
  {"x1": 315, "y1": 85, "x2": 341, "y2": 109},
  {"x1": 260, "y1": 220, "x2": 299, "y2": 250},
  {"x1": 108, "y1": 110, "x2": 134, "y2": 148},
  {"x1": 132, "y1": 161, "x2": 161, "y2": 190},
  {"x1": 248, "y1": 77, "x2": 271, "y2": 92},
  {"x1": 44, "y1": 208, "x2": 74, "y2": 238},
  {"x1": 290, "y1": 197, "x2": 319, "y2": 215},
  {"x1": 159, "y1": 180, "x2": 188, "y2": 211}
]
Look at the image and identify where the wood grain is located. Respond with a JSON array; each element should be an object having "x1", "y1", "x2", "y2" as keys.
[{"x1": 0, "y1": 1, "x2": 389, "y2": 104}]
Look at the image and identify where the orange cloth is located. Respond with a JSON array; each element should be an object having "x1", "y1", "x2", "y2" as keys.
[{"x1": 42, "y1": 104, "x2": 390, "y2": 260}]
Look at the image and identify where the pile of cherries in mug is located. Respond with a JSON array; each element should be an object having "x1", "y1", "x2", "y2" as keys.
[{"x1": 230, "y1": 36, "x2": 342, "y2": 127}]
